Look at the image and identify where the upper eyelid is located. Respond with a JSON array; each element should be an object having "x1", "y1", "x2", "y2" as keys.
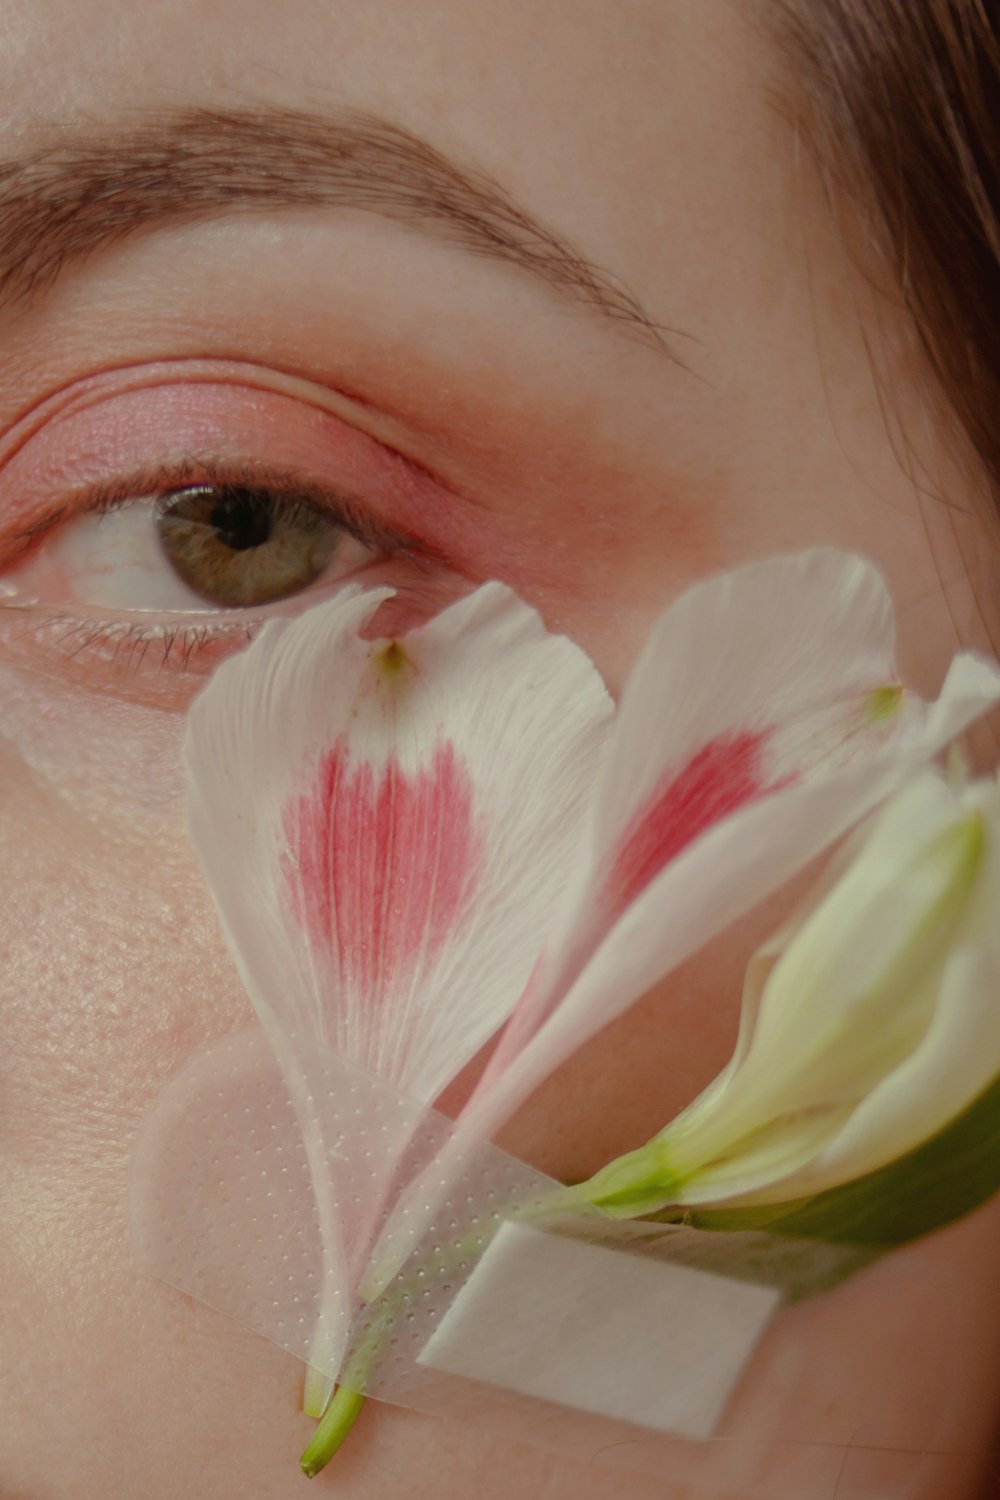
[
  {"x1": 0, "y1": 365, "x2": 467, "y2": 561},
  {"x1": 0, "y1": 358, "x2": 441, "y2": 477}
]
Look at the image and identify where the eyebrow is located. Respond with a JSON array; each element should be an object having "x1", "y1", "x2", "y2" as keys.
[{"x1": 0, "y1": 106, "x2": 677, "y2": 355}]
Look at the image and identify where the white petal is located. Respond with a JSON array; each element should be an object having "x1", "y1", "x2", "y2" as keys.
[
  {"x1": 728, "y1": 775, "x2": 977, "y2": 1082},
  {"x1": 813, "y1": 947, "x2": 1000, "y2": 1183},
  {"x1": 773, "y1": 798, "x2": 1000, "y2": 1199},
  {"x1": 699, "y1": 936, "x2": 1000, "y2": 1212},
  {"x1": 924, "y1": 652, "x2": 1000, "y2": 745},
  {"x1": 669, "y1": 1101, "x2": 859, "y2": 1205},
  {"x1": 184, "y1": 581, "x2": 612, "y2": 1107}
]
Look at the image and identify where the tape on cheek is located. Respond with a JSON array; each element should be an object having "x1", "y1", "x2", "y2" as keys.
[
  {"x1": 0, "y1": 661, "x2": 187, "y2": 818},
  {"x1": 128, "y1": 1028, "x2": 898, "y2": 1494}
]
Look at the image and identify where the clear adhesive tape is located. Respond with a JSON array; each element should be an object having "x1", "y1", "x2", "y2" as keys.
[{"x1": 128, "y1": 1028, "x2": 982, "y2": 1498}]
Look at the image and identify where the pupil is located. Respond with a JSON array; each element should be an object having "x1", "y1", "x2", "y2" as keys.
[{"x1": 210, "y1": 491, "x2": 273, "y2": 552}]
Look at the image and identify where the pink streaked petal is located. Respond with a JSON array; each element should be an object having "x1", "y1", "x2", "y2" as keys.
[
  {"x1": 185, "y1": 584, "x2": 392, "y2": 1061},
  {"x1": 472, "y1": 551, "x2": 1000, "y2": 1128},
  {"x1": 604, "y1": 729, "x2": 793, "y2": 919},
  {"x1": 185, "y1": 582, "x2": 612, "y2": 1385},
  {"x1": 284, "y1": 739, "x2": 482, "y2": 1015},
  {"x1": 589, "y1": 549, "x2": 898, "y2": 873},
  {"x1": 472, "y1": 552, "x2": 891, "y2": 1087},
  {"x1": 184, "y1": 581, "x2": 613, "y2": 1107}
]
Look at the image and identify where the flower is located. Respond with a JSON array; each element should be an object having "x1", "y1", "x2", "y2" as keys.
[
  {"x1": 576, "y1": 766, "x2": 1000, "y2": 1227},
  {"x1": 182, "y1": 547, "x2": 1000, "y2": 1428},
  {"x1": 184, "y1": 579, "x2": 615, "y2": 1414}
]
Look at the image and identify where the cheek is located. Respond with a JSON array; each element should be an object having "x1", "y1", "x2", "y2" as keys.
[
  {"x1": 0, "y1": 713, "x2": 750, "y2": 1248},
  {"x1": 8, "y1": 739, "x2": 1000, "y2": 1499},
  {"x1": 488, "y1": 900, "x2": 792, "y2": 1180},
  {"x1": 0, "y1": 756, "x2": 250, "y2": 1164},
  {"x1": 0, "y1": 759, "x2": 311, "y2": 1491},
  {"x1": 0, "y1": 662, "x2": 192, "y2": 816}
]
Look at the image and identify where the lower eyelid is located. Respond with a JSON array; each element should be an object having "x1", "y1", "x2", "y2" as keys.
[
  {"x1": 0, "y1": 601, "x2": 270, "y2": 713},
  {"x1": 0, "y1": 570, "x2": 468, "y2": 708}
]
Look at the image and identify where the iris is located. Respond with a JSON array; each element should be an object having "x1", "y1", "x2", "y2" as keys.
[{"x1": 157, "y1": 485, "x2": 342, "y2": 607}]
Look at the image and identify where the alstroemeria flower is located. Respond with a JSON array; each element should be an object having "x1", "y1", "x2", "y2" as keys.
[
  {"x1": 577, "y1": 766, "x2": 1000, "y2": 1222},
  {"x1": 183, "y1": 549, "x2": 1000, "y2": 1362}
]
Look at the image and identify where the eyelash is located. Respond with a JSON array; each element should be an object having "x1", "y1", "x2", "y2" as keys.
[
  {"x1": 37, "y1": 615, "x2": 255, "y2": 674},
  {"x1": 10, "y1": 453, "x2": 418, "y2": 564},
  {"x1": 1, "y1": 455, "x2": 428, "y2": 677}
]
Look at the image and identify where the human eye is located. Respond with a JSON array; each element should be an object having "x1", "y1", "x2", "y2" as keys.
[
  {"x1": 0, "y1": 367, "x2": 458, "y2": 702},
  {"x1": 1, "y1": 460, "x2": 413, "y2": 671}
]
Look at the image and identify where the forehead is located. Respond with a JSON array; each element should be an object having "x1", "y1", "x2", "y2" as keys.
[{"x1": 0, "y1": 0, "x2": 782, "y2": 339}]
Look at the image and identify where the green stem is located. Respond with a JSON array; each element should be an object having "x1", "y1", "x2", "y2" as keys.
[
  {"x1": 299, "y1": 1385, "x2": 366, "y2": 1478},
  {"x1": 572, "y1": 1139, "x2": 679, "y2": 1218},
  {"x1": 297, "y1": 1191, "x2": 589, "y2": 1476}
]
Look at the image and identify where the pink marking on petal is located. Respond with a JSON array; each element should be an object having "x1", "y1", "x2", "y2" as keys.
[
  {"x1": 283, "y1": 740, "x2": 482, "y2": 992},
  {"x1": 604, "y1": 730, "x2": 793, "y2": 918},
  {"x1": 481, "y1": 732, "x2": 796, "y2": 1092}
]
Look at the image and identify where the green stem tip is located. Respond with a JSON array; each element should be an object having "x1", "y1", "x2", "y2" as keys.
[{"x1": 299, "y1": 1385, "x2": 366, "y2": 1479}]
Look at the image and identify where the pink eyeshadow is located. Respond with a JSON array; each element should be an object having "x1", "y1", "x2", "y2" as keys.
[{"x1": 0, "y1": 373, "x2": 434, "y2": 536}]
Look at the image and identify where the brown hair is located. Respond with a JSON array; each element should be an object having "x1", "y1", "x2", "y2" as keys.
[{"x1": 769, "y1": 1, "x2": 1000, "y2": 511}]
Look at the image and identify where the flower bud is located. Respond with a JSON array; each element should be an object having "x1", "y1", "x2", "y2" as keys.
[{"x1": 580, "y1": 769, "x2": 1000, "y2": 1227}]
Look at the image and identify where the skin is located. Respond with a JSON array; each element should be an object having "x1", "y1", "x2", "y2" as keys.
[{"x1": 0, "y1": 1, "x2": 998, "y2": 1497}]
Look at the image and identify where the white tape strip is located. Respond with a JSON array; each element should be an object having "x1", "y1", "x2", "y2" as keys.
[{"x1": 418, "y1": 1218, "x2": 781, "y2": 1440}]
